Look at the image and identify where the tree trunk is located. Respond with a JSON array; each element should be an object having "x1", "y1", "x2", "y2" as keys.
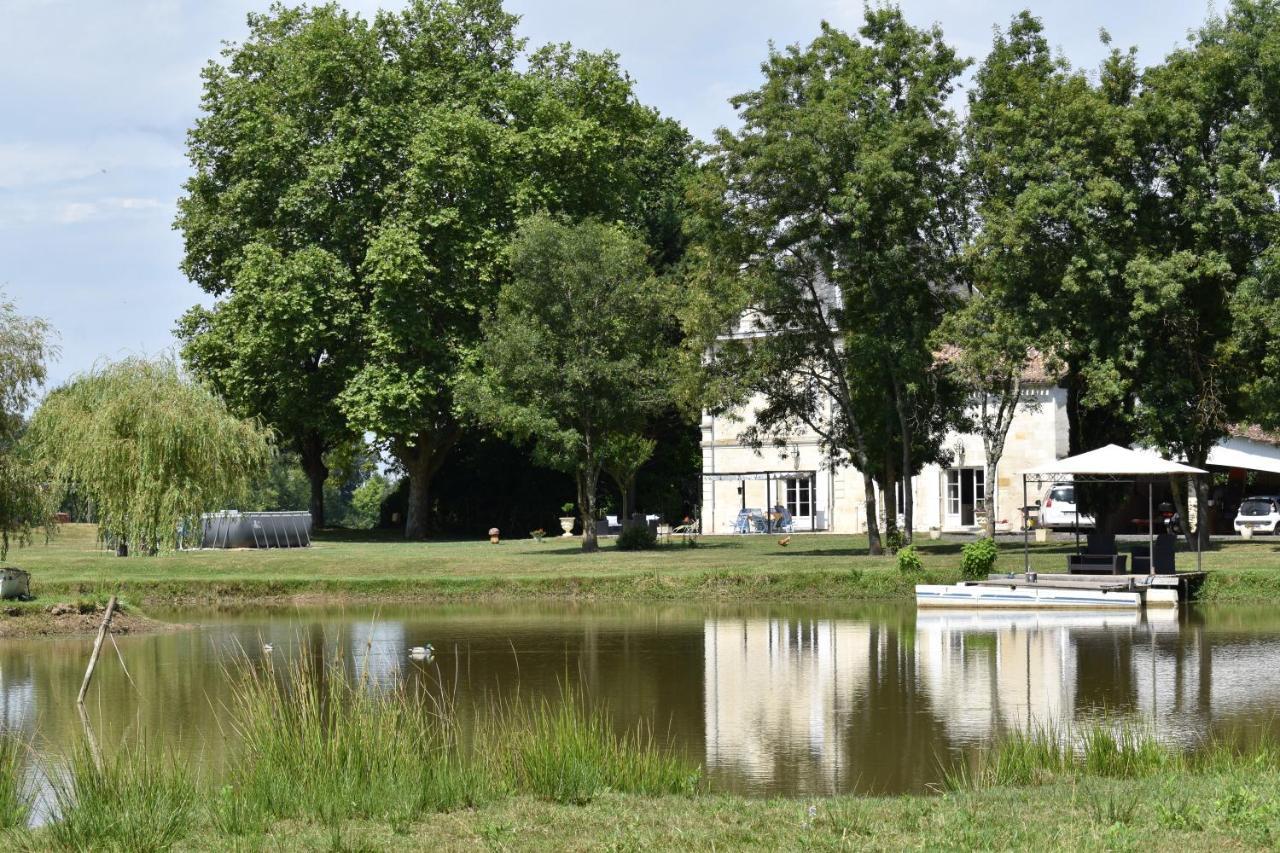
[
  {"x1": 882, "y1": 454, "x2": 898, "y2": 544},
  {"x1": 985, "y1": 458, "x2": 999, "y2": 539},
  {"x1": 578, "y1": 466, "x2": 600, "y2": 553},
  {"x1": 1169, "y1": 475, "x2": 1195, "y2": 550},
  {"x1": 1193, "y1": 473, "x2": 1211, "y2": 552},
  {"x1": 892, "y1": 384, "x2": 914, "y2": 544},
  {"x1": 863, "y1": 470, "x2": 883, "y2": 556},
  {"x1": 404, "y1": 452, "x2": 433, "y2": 540},
  {"x1": 396, "y1": 426, "x2": 462, "y2": 541},
  {"x1": 299, "y1": 434, "x2": 329, "y2": 529}
]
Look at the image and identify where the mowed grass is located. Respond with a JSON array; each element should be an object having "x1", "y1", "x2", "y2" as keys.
[{"x1": 9, "y1": 523, "x2": 1280, "y2": 605}]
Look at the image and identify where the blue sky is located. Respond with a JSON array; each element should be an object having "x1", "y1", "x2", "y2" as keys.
[{"x1": 1, "y1": 0, "x2": 1213, "y2": 389}]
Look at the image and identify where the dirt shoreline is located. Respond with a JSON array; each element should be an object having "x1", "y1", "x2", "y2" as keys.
[{"x1": 0, "y1": 603, "x2": 189, "y2": 638}]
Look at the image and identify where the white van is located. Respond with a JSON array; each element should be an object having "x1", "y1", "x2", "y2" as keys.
[
  {"x1": 1038, "y1": 482, "x2": 1096, "y2": 529},
  {"x1": 1235, "y1": 496, "x2": 1280, "y2": 534}
]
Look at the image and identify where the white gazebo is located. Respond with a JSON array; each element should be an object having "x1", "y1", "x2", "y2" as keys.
[{"x1": 1021, "y1": 444, "x2": 1209, "y2": 573}]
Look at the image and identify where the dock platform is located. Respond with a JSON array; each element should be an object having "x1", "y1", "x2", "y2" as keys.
[{"x1": 916, "y1": 571, "x2": 1206, "y2": 610}]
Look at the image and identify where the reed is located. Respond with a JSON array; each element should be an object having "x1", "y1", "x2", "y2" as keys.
[
  {"x1": 948, "y1": 723, "x2": 1177, "y2": 790},
  {"x1": 0, "y1": 732, "x2": 32, "y2": 830},
  {"x1": 492, "y1": 686, "x2": 702, "y2": 804},
  {"x1": 48, "y1": 744, "x2": 195, "y2": 852}
]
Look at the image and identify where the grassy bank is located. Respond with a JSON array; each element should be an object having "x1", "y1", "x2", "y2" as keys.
[
  {"x1": 8, "y1": 664, "x2": 1280, "y2": 851},
  {"x1": 4, "y1": 523, "x2": 1280, "y2": 608}
]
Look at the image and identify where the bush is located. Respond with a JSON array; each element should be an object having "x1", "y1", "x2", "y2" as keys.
[
  {"x1": 960, "y1": 537, "x2": 999, "y2": 580},
  {"x1": 884, "y1": 527, "x2": 906, "y2": 554},
  {"x1": 897, "y1": 545, "x2": 923, "y2": 574},
  {"x1": 615, "y1": 524, "x2": 657, "y2": 551}
]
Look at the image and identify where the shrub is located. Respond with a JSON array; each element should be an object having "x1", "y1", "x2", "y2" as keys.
[
  {"x1": 960, "y1": 537, "x2": 998, "y2": 580},
  {"x1": 616, "y1": 524, "x2": 657, "y2": 551},
  {"x1": 897, "y1": 545, "x2": 923, "y2": 574},
  {"x1": 884, "y1": 528, "x2": 906, "y2": 554}
]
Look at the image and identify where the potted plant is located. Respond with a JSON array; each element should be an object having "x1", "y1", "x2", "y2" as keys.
[
  {"x1": 488, "y1": 527, "x2": 500, "y2": 544},
  {"x1": 559, "y1": 503, "x2": 576, "y2": 537},
  {"x1": 530, "y1": 528, "x2": 545, "y2": 543},
  {"x1": 928, "y1": 526, "x2": 942, "y2": 540}
]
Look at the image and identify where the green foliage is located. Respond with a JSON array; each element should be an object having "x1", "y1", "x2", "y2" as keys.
[
  {"x1": 463, "y1": 216, "x2": 678, "y2": 552},
  {"x1": 681, "y1": 8, "x2": 969, "y2": 553},
  {"x1": 28, "y1": 358, "x2": 274, "y2": 554},
  {"x1": 347, "y1": 474, "x2": 391, "y2": 530},
  {"x1": 49, "y1": 744, "x2": 196, "y2": 852},
  {"x1": 601, "y1": 433, "x2": 656, "y2": 522},
  {"x1": 884, "y1": 528, "x2": 906, "y2": 555},
  {"x1": 0, "y1": 732, "x2": 31, "y2": 830},
  {"x1": 896, "y1": 545, "x2": 922, "y2": 574},
  {"x1": 178, "y1": 2, "x2": 692, "y2": 539},
  {"x1": 960, "y1": 538, "x2": 998, "y2": 580},
  {"x1": 0, "y1": 295, "x2": 58, "y2": 559},
  {"x1": 616, "y1": 524, "x2": 657, "y2": 551}
]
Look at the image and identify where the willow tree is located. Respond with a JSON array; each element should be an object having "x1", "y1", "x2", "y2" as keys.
[
  {"x1": 29, "y1": 358, "x2": 274, "y2": 555},
  {"x1": 0, "y1": 295, "x2": 58, "y2": 559}
]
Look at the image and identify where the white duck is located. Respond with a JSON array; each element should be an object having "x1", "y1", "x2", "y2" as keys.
[
  {"x1": 408, "y1": 644, "x2": 435, "y2": 661},
  {"x1": 262, "y1": 643, "x2": 273, "y2": 653}
]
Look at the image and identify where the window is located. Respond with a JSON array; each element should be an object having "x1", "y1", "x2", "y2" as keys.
[
  {"x1": 974, "y1": 469, "x2": 985, "y2": 509},
  {"x1": 946, "y1": 470, "x2": 960, "y2": 516},
  {"x1": 785, "y1": 477, "x2": 812, "y2": 518}
]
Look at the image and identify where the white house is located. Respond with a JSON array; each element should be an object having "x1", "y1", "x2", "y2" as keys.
[
  {"x1": 700, "y1": 370, "x2": 1066, "y2": 534},
  {"x1": 700, "y1": 375, "x2": 1280, "y2": 535}
]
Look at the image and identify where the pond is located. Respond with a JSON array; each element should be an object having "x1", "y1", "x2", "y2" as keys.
[{"x1": 4, "y1": 601, "x2": 1280, "y2": 798}]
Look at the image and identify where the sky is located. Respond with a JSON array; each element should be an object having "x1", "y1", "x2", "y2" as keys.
[{"x1": 0, "y1": 0, "x2": 1216, "y2": 389}]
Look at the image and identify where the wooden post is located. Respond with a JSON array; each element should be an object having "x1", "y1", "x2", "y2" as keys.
[{"x1": 77, "y1": 595, "x2": 118, "y2": 704}]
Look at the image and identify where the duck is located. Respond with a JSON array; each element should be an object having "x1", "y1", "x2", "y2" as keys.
[
  {"x1": 408, "y1": 644, "x2": 435, "y2": 661},
  {"x1": 262, "y1": 643, "x2": 274, "y2": 653}
]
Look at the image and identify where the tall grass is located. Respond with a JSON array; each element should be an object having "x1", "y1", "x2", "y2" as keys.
[
  {"x1": 28, "y1": 651, "x2": 701, "y2": 846},
  {"x1": 48, "y1": 744, "x2": 195, "y2": 852},
  {"x1": 494, "y1": 687, "x2": 702, "y2": 804},
  {"x1": 0, "y1": 732, "x2": 32, "y2": 830},
  {"x1": 948, "y1": 722, "x2": 1193, "y2": 790}
]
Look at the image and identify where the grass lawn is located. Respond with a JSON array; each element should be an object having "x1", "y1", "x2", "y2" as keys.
[{"x1": 7, "y1": 523, "x2": 1280, "y2": 605}]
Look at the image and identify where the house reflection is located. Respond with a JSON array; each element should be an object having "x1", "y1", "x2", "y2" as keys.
[
  {"x1": 914, "y1": 610, "x2": 1139, "y2": 740},
  {"x1": 703, "y1": 617, "x2": 876, "y2": 793}
]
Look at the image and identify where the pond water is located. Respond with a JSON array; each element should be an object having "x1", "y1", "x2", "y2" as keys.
[{"x1": 5, "y1": 601, "x2": 1280, "y2": 797}]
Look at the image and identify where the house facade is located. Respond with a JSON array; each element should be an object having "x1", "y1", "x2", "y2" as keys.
[{"x1": 700, "y1": 380, "x2": 1070, "y2": 535}]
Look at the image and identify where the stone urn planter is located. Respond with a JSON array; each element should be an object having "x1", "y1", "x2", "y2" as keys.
[
  {"x1": 1035, "y1": 527, "x2": 1049, "y2": 543},
  {"x1": 928, "y1": 527, "x2": 942, "y2": 540},
  {"x1": 1242, "y1": 526, "x2": 1254, "y2": 540},
  {"x1": 489, "y1": 527, "x2": 500, "y2": 545},
  {"x1": 559, "y1": 517, "x2": 575, "y2": 537}
]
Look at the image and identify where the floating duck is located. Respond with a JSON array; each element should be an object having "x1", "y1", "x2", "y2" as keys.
[{"x1": 408, "y1": 644, "x2": 435, "y2": 661}]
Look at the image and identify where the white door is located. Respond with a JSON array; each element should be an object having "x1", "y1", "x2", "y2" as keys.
[{"x1": 783, "y1": 476, "x2": 814, "y2": 531}]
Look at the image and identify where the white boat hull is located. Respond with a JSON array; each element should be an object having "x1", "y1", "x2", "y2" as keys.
[{"x1": 915, "y1": 582, "x2": 1141, "y2": 609}]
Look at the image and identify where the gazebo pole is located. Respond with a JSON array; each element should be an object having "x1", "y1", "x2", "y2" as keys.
[
  {"x1": 1148, "y1": 480, "x2": 1155, "y2": 575},
  {"x1": 1022, "y1": 474, "x2": 1030, "y2": 575}
]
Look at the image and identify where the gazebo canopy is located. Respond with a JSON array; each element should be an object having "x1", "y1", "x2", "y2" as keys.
[{"x1": 1023, "y1": 444, "x2": 1208, "y2": 477}]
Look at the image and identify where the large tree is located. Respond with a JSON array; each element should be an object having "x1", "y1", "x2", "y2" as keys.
[
  {"x1": 28, "y1": 358, "x2": 274, "y2": 556},
  {"x1": 0, "y1": 295, "x2": 58, "y2": 559},
  {"x1": 1127, "y1": 0, "x2": 1280, "y2": 545},
  {"x1": 178, "y1": 2, "x2": 691, "y2": 539},
  {"x1": 462, "y1": 215, "x2": 676, "y2": 552},
  {"x1": 682, "y1": 9, "x2": 967, "y2": 553}
]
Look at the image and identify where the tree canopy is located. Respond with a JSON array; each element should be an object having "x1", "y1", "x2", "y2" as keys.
[
  {"x1": 462, "y1": 215, "x2": 677, "y2": 552},
  {"x1": 177, "y1": 0, "x2": 692, "y2": 539},
  {"x1": 0, "y1": 295, "x2": 57, "y2": 559},
  {"x1": 28, "y1": 358, "x2": 274, "y2": 555},
  {"x1": 682, "y1": 8, "x2": 968, "y2": 552}
]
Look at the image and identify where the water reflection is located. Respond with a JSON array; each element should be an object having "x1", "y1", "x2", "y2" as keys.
[{"x1": 6, "y1": 603, "x2": 1280, "y2": 797}]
